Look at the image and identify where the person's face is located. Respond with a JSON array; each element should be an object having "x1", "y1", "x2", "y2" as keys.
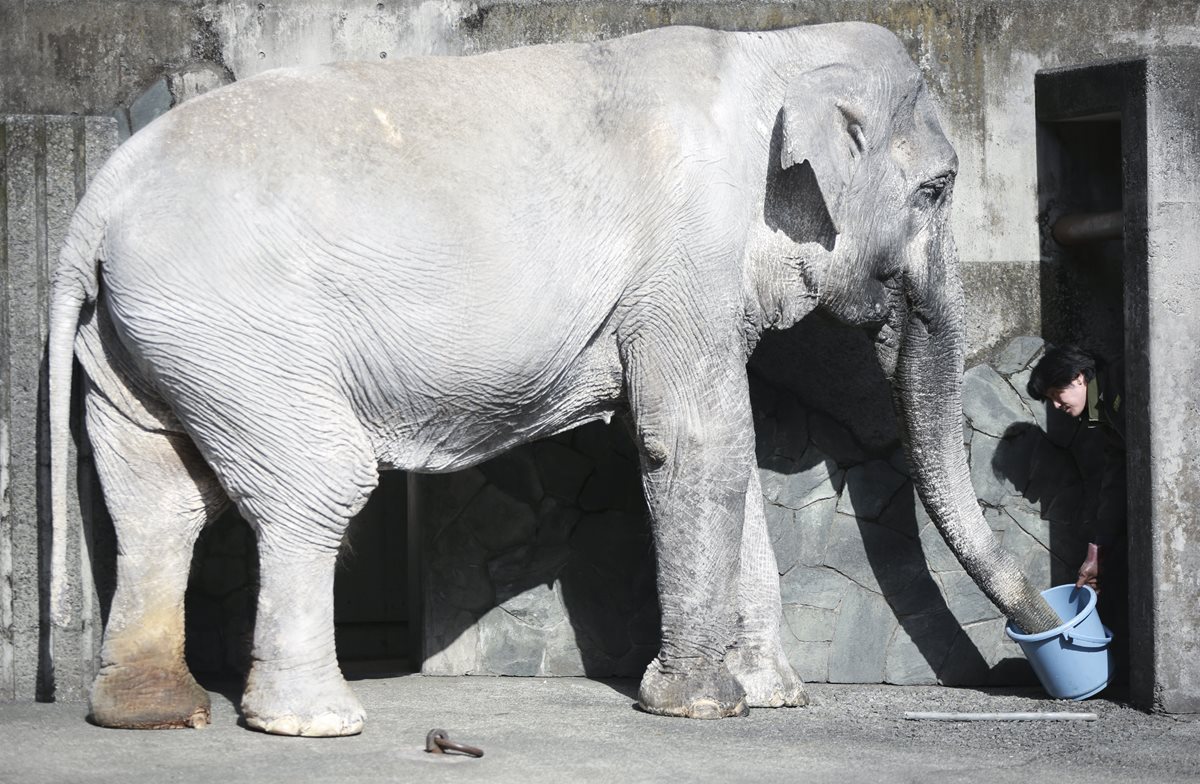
[{"x1": 1047, "y1": 373, "x2": 1088, "y2": 418}]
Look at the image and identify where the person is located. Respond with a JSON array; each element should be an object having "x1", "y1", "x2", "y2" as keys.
[{"x1": 1025, "y1": 344, "x2": 1126, "y2": 593}]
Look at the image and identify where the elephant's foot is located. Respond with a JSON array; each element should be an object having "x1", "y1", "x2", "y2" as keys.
[
  {"x1": 726, "y1": 643, "x2": 808, "y2": 708},
  {"x1": 89, "y1": 662, "x2": 211, "y2": 729},
  {"x1": 637, "y1": 656, "x2": 748, "y2": 719},
  {"x1": 241, "y1": 664, "x2": 364, "y2": 737}
]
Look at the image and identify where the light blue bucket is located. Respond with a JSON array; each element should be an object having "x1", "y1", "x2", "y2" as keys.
[{"x1": 1005, "y1": 584, "x2": 1114, "y2": 700}]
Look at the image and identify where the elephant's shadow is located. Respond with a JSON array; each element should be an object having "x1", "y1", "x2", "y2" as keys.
[
  {"x1": 78, "y1": 324, "x2": 1032, "y2": 694},
  {"x1": 990, "y1": 419, "x2": 1098, "y2": 588},
  {"x1": 416, "y1": 420, "x2": 662, "y2": 682},
  {"x1": 751, "y1": 318, "x2": 1026, "y2": 687},
  {"x1": 414, "y1": 319, "x2": 1030, "y2": 689}
]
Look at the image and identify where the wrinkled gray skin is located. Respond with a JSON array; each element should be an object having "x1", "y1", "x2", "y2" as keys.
[{"x1": 48, "y1": 22, "x2": 1061, "y2": 736}]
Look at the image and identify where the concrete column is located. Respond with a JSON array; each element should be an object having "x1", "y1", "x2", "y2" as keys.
[
  {"x1": 0, "y1": 115, "x2": 118, "y2": 701},
  {"x1": 1037, "y1": 52, "x2": 1200, "y2": 714},
  {"x1": 1137, "y1": 53, "x2": 1200, "y2": 714}
]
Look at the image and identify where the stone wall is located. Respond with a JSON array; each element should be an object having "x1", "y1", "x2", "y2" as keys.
[
  {"x1": 418, "y1": 334, "x2": 1104, "y2": 684},
  {"x1": 417, "y1": 423, "x2": 659, "y2": 677}
]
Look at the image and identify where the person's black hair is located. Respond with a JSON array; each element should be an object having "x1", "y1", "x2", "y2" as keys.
[{"x1": 1026, "y1": 344, "x2": 1099, "y2": 401}]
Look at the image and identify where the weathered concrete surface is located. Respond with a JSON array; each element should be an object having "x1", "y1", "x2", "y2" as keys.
[
  {"x1": 1, "y1": 675, "x2": 1197, "y2": 784},
  {"x1": 0, "y1": 115, "x2": 119, "y2": 702},
  {"x1": 1036, "y1": 51, "x2": 1200, "y2": 714},
  {"x1": 1138, "y1": 51, "x2": 1200, "y2": 717},
  {"x1": 4, "y1": 1, "x2": 1199, "y2": 279},
  {"x1": 420, "y1": 337, "x2": 1097, "y2": 691}
]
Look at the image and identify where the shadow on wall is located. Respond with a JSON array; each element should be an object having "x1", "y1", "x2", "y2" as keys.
[
  {"x1": 180, "y1": 471, "x2": 413, "y2": 679},
  {"x1": 968, "y1": 337, "x2": 1098, "y2": 592},
  {"x1": 750, "y1": 317, "x2": 1010, "y2": 687},
  {"x1": 87, "y1": 328, "x2": 1087, "y2": 687},
  {"x1": 418, "y1": 319, "x2": 1053, "y2": 686},
  {"x1": 980, "y1": 338, "x2": 1126, "y2": 680},
  {"x1": 183, "y1": 511, "x2": 259, "y2": 678},
  {"x1": 419, "y1": 421, "x2": 660, "y2": 679}
]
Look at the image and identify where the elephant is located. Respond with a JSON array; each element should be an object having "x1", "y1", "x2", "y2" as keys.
[{"x1": 47, "y1": 21, "x2": 1061, "y2": 736}]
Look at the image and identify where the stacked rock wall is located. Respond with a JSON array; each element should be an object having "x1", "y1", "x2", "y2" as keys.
[
  {"x1": 418, "y1": 424, "x2": 659, "y2": 676},
  {"x1": 419, "y1": 334, "x2": 1106, "y2": 684}
]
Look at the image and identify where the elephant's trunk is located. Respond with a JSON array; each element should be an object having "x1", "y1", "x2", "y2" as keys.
[{"x1": 887, "y1": 271, "x2": 1061, "y2": 635}]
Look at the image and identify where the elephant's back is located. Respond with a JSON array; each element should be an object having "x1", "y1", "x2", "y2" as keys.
[
  {"x1": 90, "y1": 29, "x2": 737, "y2": 465},
  {"x1": 129, "y1": 26, "x2": 729, "y2": 180},
  {"x1": 100, "y1": 25, "x2": 734, "y2": 282}
]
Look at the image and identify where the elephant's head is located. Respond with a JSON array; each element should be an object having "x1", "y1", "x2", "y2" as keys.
[{"x1": 754, "y1": 32, "x2": 1060, "y2": 634}]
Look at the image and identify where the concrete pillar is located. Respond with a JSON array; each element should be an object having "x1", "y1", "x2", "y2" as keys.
[
  {"x1": 1137, "y1": 53, "x2": 1200, "y2": 714},
  {"x1": 1036, "y1": 51, "x2": 1200, "y2": 714},
  {"x1": 0, "y1": 115, "x2": 118, "y2": 701}
]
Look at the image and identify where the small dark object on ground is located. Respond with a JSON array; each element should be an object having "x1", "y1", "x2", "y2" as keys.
[{"x1": 425, "y1": 728, "x2": 485, "y2": 757}]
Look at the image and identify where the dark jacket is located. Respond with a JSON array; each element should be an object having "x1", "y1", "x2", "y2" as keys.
[{"x1": 1085, "y1": 357, "x2": 1126, "y2": 546}]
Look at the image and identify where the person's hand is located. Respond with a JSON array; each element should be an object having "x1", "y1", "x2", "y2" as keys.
[{"x1": 1075, "y1": 542, "x2": 1103, "y2": 594}]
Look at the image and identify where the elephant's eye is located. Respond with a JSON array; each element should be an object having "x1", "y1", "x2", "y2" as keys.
[{"x1": 918, "y1": 173, "x2": 954, "y2": 204}]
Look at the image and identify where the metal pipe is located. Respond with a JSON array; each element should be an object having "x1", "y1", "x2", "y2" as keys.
[
  {"x1": 1052, "y1": 210, "x2": 1123, "y2": 246},
  {"x1": 903, "y1": 711, "x2": 1099, "y2": 721}
]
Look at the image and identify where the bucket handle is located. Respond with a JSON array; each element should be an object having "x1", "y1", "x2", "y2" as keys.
[{"x1": 1062, "y1": 625, "x2": 1113, "y2": 648}]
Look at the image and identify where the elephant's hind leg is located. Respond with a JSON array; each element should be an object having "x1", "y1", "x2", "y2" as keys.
[
  {"x1": 213, "y1": 414, "x2": 378, "y2": 737},
  {"x1": 726, "y1": 469, "x2": 808, "y2": 708},
  {"x1": 239, "y1": 543, "x2": 367, "y2": 738},
  {"x1": 86, "y1": 389, "x2": 227, "y2": 729}
]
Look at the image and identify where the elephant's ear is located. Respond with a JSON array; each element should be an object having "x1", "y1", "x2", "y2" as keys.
[{"x1": 780, "y1": 66, "x2": 869, "y2": 234}]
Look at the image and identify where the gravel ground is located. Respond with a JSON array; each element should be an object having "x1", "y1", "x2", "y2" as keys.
[{"x1": 1, "y1": 675, "x2": 1197, "y2": 784}]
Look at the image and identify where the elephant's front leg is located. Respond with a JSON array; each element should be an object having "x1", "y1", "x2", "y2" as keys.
[
  {"x1": 624, "y1": 337, "x2": 753, "y2": 719},
  {"x1": 726, "y1": 468, "x2": 808, "y2": 707}
]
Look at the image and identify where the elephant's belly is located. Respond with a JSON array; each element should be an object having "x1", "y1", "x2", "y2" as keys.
[{"x1": 367, "y1": 346, "x2": 627, "y2": 473}]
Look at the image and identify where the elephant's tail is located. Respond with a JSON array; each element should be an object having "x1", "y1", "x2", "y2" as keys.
[{"x1": 47, "y1": 193, "x2": 106, "y2": 629}]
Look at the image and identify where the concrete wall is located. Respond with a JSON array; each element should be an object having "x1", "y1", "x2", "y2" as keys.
[
  {"x1": 1035, "y1": 52, "x2": 1200, "y2": 714},
  {"x1": 6, "y1": 1, "x2": 1198, "y2": 279},
  {"x1": 1, "y1": 115, "x2": 118, "y2": 701},
  {"x1": 2, "y1": 1, "x2": 1195, "y2": 702},
  {"x1": 1138, "y1": 51, "x2": 1200, "y2": 716}
]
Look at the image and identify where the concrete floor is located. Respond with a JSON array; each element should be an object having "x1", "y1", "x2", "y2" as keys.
[{"x1": 1, "y1": 674, "x2": 1198, "y2": 783}]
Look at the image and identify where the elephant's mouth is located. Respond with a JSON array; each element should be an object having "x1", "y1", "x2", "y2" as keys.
[
  {"x1": 871, "y1": 319, "x2": 902, "y2": 382},
  {"x1": 869, "y1": 276, "x2": 907, "y2": 382}
]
